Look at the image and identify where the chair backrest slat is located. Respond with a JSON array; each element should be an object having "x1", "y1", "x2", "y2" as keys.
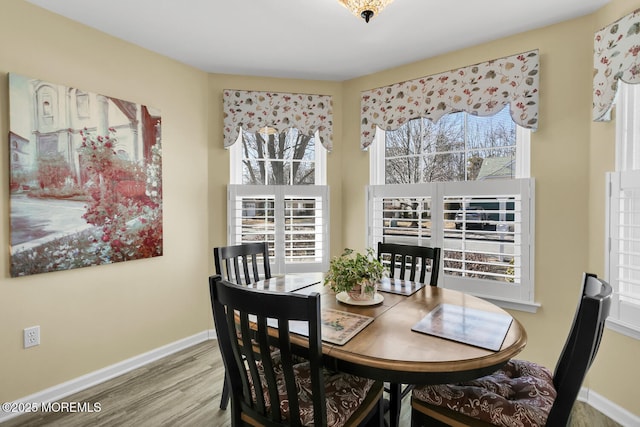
[
  {"x1": 214, "y1": 242, "x2": 272, "y2": 285},
  {"x1": 239, "y1": 313, "x2": 267, "y2": 414},
  {"x1": 547, "y1": 273, "x2": 612, "y2": 426},
  {"x1": 209, "y1": 275, "x2": 326, "y2": 426},
  {"x1": 377, "y1": 242, "x2": 441, "y2": 287}
]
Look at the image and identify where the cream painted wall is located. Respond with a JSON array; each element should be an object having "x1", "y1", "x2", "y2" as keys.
[
  {"x1": 341, "y1": 2, "x2": 640, "y2": 417},
  {"x1": 1, "y1": 0, "x2": 639, "y2": 420},
  {"x1": 0, "y1": 1, "x2": 211, "y2": 401}
]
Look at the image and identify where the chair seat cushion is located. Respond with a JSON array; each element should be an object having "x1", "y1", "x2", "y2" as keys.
[
  {"x1": 293, "y1": 363, "x2": 377, "y2": 427},
  {"x1": 412, "y1": 359, "x2": 557, "y2": 427},
  {"x1": 250, "y1": 353, "x2": 376, "y2": 427}
]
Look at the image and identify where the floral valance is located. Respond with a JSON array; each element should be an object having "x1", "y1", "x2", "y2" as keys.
[
  {"x1": 593, "y1": 9, "x2": 640, "y2": 121},
  {"x1": 223, "y1": 89, "x2": 333, "y2": 151},
  {"x1": 360, "y1": 50, "x2": 540, "y2": 149}
]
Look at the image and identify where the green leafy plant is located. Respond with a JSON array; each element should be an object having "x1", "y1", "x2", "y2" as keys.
[{"x1": 324, "y1": 248, "x2": 386, "y2": 295}]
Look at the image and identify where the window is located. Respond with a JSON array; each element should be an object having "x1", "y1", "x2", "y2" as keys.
[
  {"x1": 607, "y1": 82, "x2": 640, "y2": 338},
  {"x1": 36, "y1": 86, "x2": 56, "y2": 127},
  {"x1": 368, "y1": 106, "x2": 536, "y2": 311},
  {"x1": 228, "y1": 128, "x2": 329, "y2": 274},
  {"x1": 76, "y1": 90, "x2": 90, "y2": 118}
]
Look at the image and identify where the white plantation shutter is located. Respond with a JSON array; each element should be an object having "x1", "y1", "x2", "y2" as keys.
[
  {"x1": 228, "y1": 185, "x2": 329, "y2": 274},
  {"x1": 367, "y1": 178, "x2": 535, "y2": 308},
  {"x1": 367, "y1": 184, "x2": 435, "y2": 248},
  {"x1": 284, "y1": 193, "x2": 327, "y2": 267},
  {"x1": 440, "y1": 179, "x2": 533, "y2": 304},
  {"x1": 607, "y1": 170, "x2": 640, "y2": 335},
  {"x1": 607, "y1": 82, "x2": 640, "y2": 337}
]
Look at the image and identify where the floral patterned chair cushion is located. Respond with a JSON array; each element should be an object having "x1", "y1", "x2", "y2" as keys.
[
  {"x1": 248, "y1": 352, "x2": 377, "y2": 427},
  {"x1": 412, "y1": 359, "x2": 557, "y2": 427}
]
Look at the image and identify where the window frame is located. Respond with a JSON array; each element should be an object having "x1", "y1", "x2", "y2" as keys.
[
  {"x1": 230, "y1": 130, "x2": 326, "y2": 186},
  {"x1": 228, "y1": 130, "x2": 329, "y2": 274},
  {"x1": 369, "y1": 112, "x2": 531, "y2": 185},
  {"x1": 606, "y1": 82, "x2": 640, "y2": 339},
  {"x1": 368, "y1": 111, "x2": 538, "y2": 312}
]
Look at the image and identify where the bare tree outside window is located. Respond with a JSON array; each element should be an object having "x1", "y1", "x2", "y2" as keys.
[
  {"x1": 241, "y1": 128, "x2": 315, "y2": 185},
  {"x1": 233, "y1": 127, "x2": 326, "y2": 270},
  {"x1": 384, "y1": 107, "x2": 516, "y2": 185}
]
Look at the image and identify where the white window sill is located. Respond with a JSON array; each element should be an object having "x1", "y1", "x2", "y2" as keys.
[
  {"x1": 606, "y1": 318, "x2": 640, "y2": 340},
  {"x1": 476, "y1": 295, "x2": 541, "y2": 313}
]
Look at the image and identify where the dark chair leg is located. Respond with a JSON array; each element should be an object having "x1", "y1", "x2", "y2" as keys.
[
  {"x1": 388, "y1": 383, "x2": 402, "y2": 427},
  {"x1": 362, "y1": 396, "x2": 385, "y2": 427},
  {"x1": 377, "y1": 397, "x2": 385, "y2": 427},
  {"x1": 219, "y1": 372, "x2": 230, "y2": 410}
]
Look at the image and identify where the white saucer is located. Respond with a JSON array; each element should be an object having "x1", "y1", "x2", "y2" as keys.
[{"x1": 336, "y1": 291, "x2": 384, "y2": 306}]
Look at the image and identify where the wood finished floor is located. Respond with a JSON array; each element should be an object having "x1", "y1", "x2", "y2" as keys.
[{"x1": 1, "y1": 340, "x2": 622, "y2": 427}]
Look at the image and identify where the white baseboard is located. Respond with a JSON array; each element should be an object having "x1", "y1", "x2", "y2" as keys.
[
  {"x1": 0, "y1": 330, "x2": 215, "y2": 423},
  {"x1": 577, "y1": 387, "x2": 640, "y2": 427}
]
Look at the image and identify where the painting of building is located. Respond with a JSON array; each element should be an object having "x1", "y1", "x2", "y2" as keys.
[{"x1": 8, "y1": 73, "x2": 163, "y2": 277}]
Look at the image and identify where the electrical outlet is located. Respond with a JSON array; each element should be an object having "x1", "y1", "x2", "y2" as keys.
[{"x1": 24, "y1": 326, "x2": 40, "y2": 348}]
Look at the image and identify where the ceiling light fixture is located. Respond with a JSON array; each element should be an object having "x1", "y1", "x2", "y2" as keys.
[{"x1": 338, "y1": 0, "x2": 394, "y2": 23}]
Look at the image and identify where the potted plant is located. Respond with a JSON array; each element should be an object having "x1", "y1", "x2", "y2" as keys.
[{"x1": 324, "y1": 248, "x2": 386, "y2": 301}]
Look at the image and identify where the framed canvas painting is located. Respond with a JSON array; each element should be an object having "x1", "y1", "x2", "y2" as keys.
[{"x1": 8, "y1": 73, "x2": 163, "y2": 277}]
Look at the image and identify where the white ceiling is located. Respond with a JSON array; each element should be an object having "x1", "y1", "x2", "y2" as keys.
[{"x1": 27, "y1": 0, "x2": 609, "y2": 81}]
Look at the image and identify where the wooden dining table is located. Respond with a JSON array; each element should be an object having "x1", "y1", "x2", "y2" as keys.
[{"x1": 248, "y1": 272, "x2": 527, "y2": 427}]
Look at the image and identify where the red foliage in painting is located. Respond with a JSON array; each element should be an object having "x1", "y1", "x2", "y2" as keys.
[{"x1": 78, "y1": 129, "x2": 162, "y2": 263}]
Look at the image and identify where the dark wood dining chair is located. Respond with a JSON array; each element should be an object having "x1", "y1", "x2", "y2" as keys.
[
  {"x1": 209, "y1": 275, "x2": 385, "y2": 427},
  {"x1": 376, "y1": 242, "x2": 442, "y2": 426},
  {"x1": 213, "y1": 241, "x2": 272, "y2": 409},
  {"x1": 410, "y1": 272, "x2": 612, "y2": 427},
  {"x1": 377, "y1": 242, "x2": 441, "y2": 287},
  {"x1": 214, "y1": 241, "x2": 272, "y2": 286}
]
